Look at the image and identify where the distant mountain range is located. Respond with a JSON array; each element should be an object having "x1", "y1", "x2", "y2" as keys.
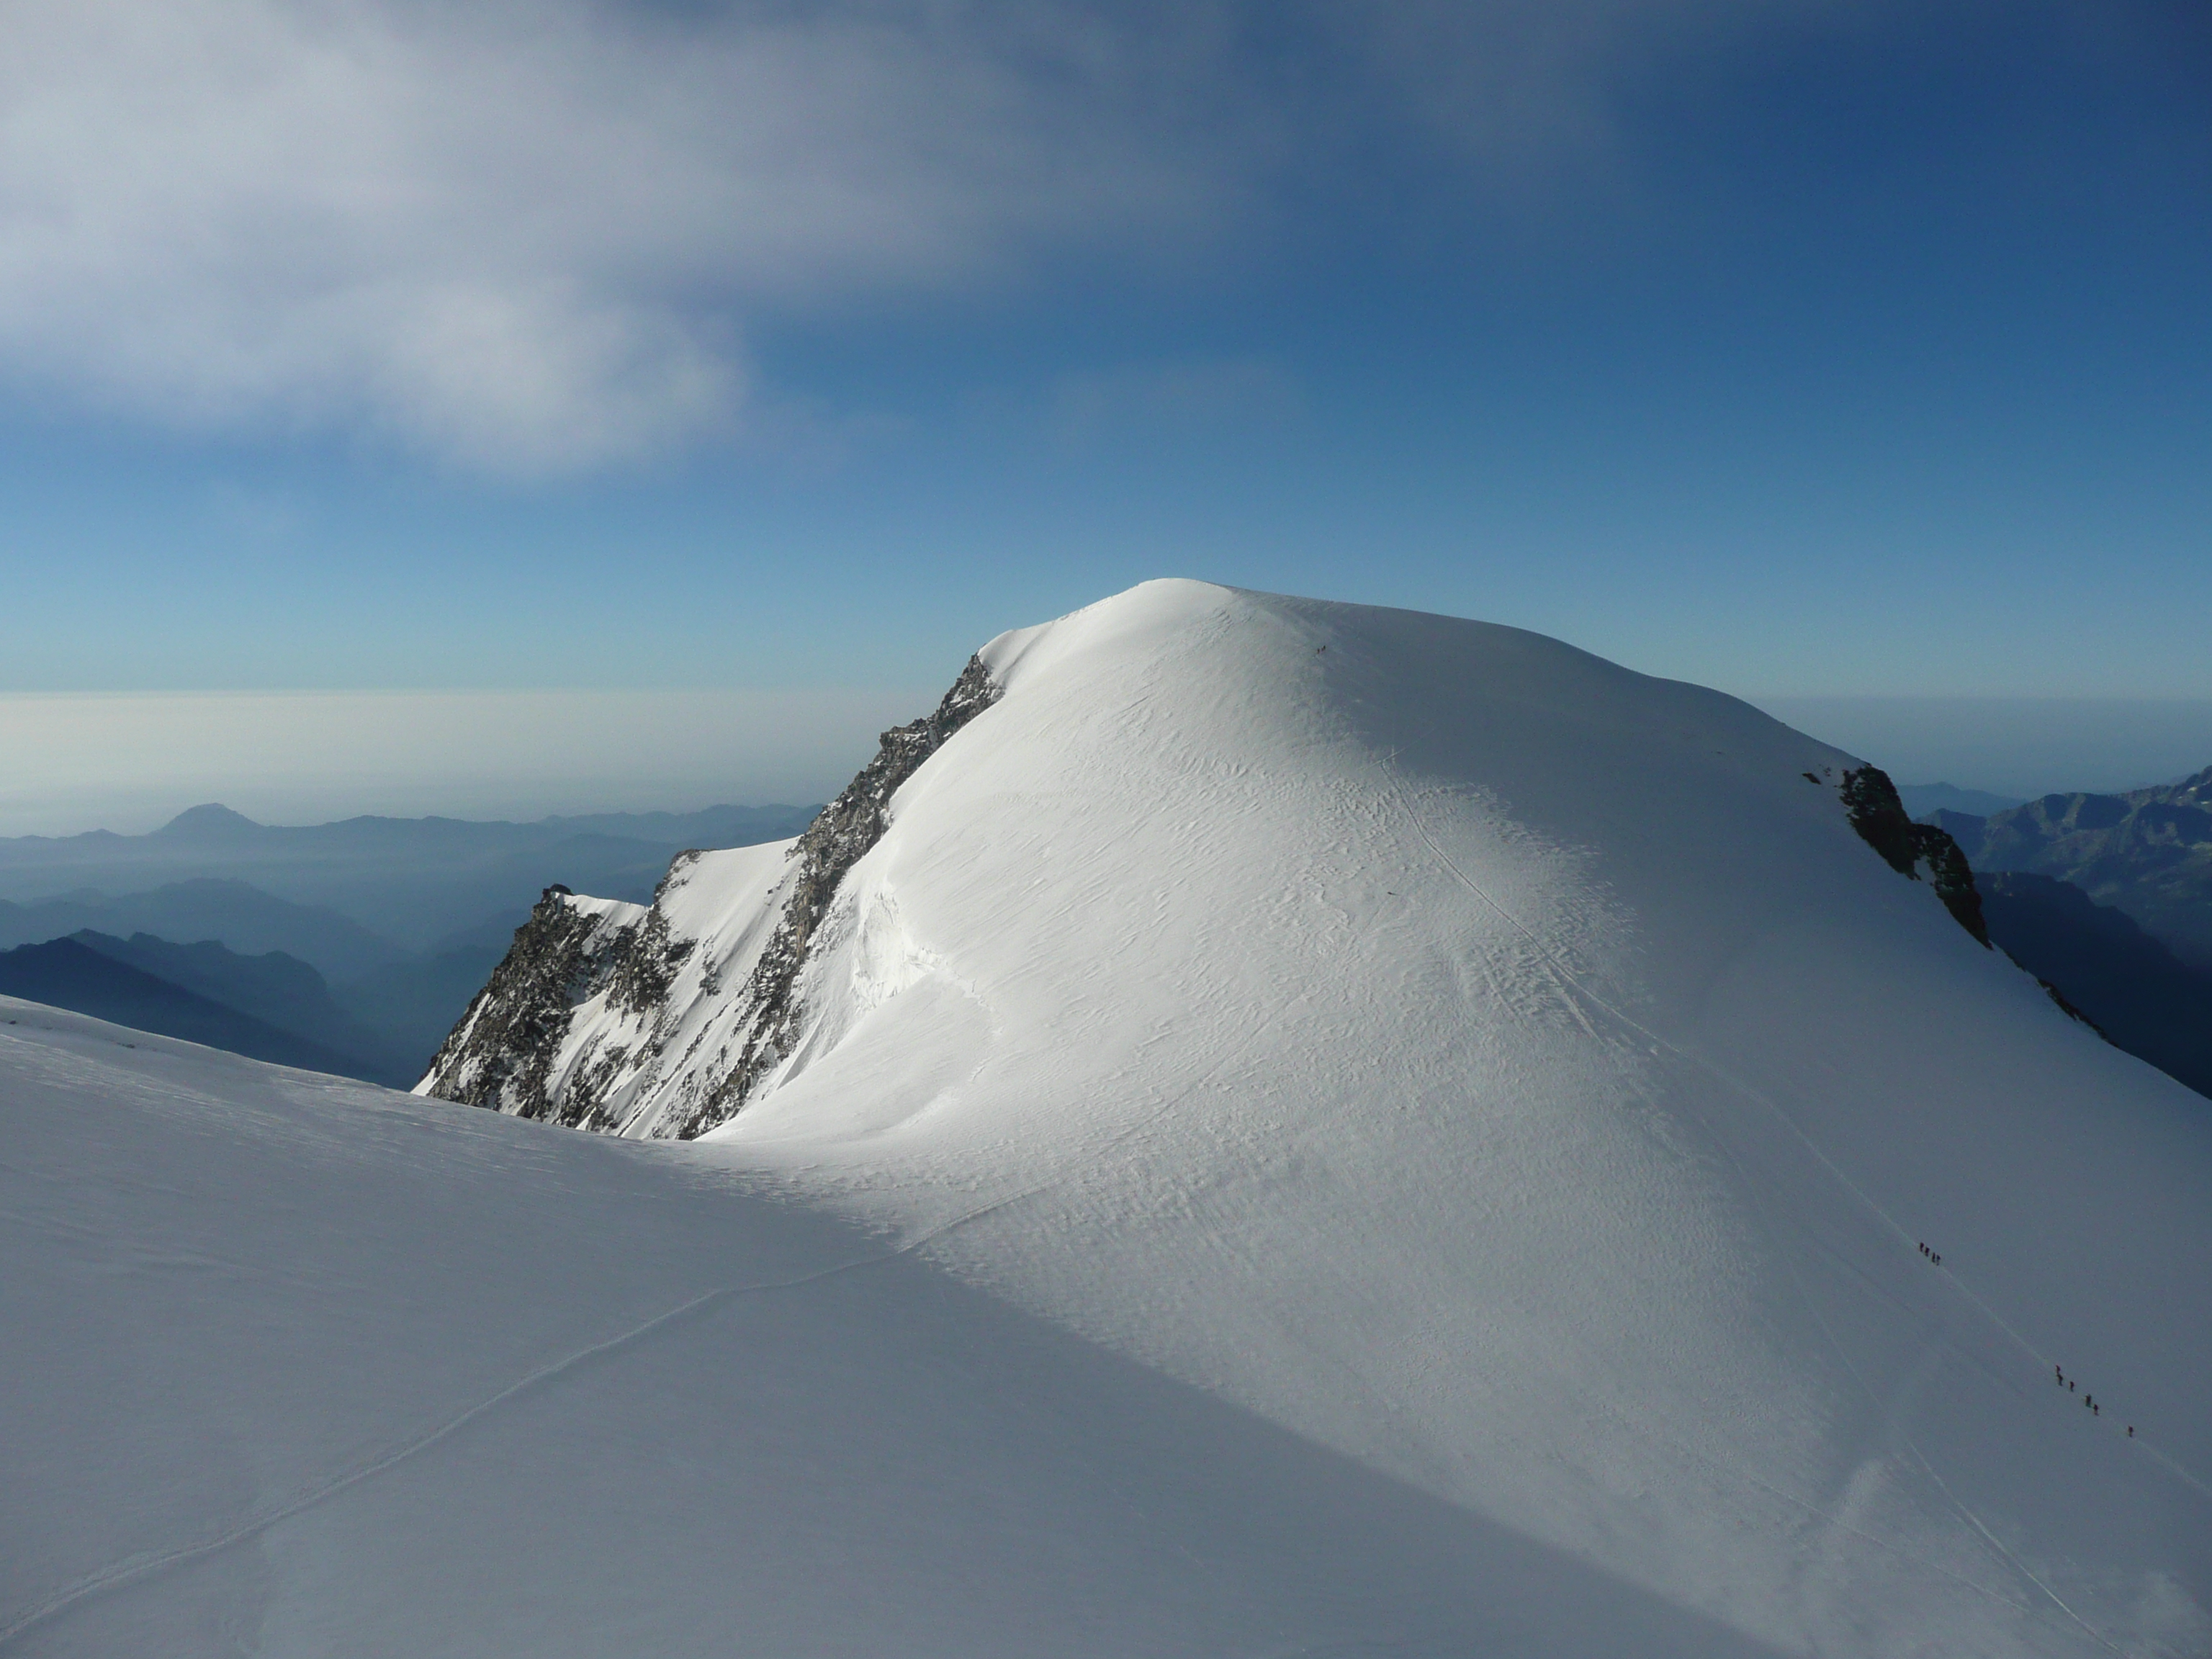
[
  {"x1": 6, "y1": 782, "x2": 2208, "y2": 1111},
  {"x1": 73, "y1": 930, "x2": 415, "y2": 1083},
  {"x1": 1929, "y1": 765, "x2": 2212, "y2": 970},
  {"x1": 1894, "y1": 781, "x2": 2026, "y2": 819},
  {"x1": 0, "y1": 803, "x2": 819, "y2": 1084},
  {"x1": 0, "y1": 878, "x2": 405, "y2": 981},
  {"x1": 0, "y1": 803, "x2": 819, "y2": 953},
  {"x1": 0, "y1": 937, "x2": 386, "y2": 1080}
]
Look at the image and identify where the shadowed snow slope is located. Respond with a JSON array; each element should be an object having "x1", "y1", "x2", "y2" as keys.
[{"x1": 10, "y1": 581, "x2": 2210, "y2": 1655}]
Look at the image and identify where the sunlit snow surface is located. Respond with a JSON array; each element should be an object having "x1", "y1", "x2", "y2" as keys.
[{"x1": 10, "y1": 581, "x2": 2211, "y2": 1656}]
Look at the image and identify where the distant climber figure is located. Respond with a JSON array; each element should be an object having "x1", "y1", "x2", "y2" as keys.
[
  {"x1": 2071, "y1": 1381, "x2": 2077, "y2": 1392},
  {"x1": 2055, "y1": 1365, "x2": 2064, "y2": 1384},
  {"x1": 2129, "y1": 1426, "x2": 2135, "y2": 1437}
]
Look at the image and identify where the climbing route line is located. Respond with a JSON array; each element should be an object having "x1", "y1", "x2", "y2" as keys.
[{"x1": 1380, "y1": 750, "x2": 2196, "y2": 1652}]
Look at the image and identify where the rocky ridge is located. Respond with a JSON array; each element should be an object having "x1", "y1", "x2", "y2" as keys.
[
  {"x1": 417, "y1": 657, "x2": 1002, "y2": 1137},
  {"x1": 418, "y1": 888, "x2": 654, "y2": 1123},
  {"x1": 670, "y1": 652, "x2": 999, "y2": 1138}
]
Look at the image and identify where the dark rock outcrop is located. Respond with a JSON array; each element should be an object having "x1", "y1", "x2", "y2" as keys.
[
  {"x1": 1838, "y1": 766, "x2": 1990, "y2": 946},
  {"x1": 605, "y1": 901, "x2": 696, "y2": 1017},
  {"x1": 420, "y1": 886, "x2": 649, "y2": 1123}
]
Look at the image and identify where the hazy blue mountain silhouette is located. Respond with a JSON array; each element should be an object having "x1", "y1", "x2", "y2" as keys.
[
  {"x1": 0, "y1": 804, "x2": 822, "y2": 1087},
  {"x1": 0, "y1": 938, "x2": 379, "y2": 1079},
  {"x1": 151, "y1": 802, "x2": 266, "y2": 841},
  {"x1": 339, "y1": 943, "x2": 513, "y2": 1084},
  {"x1": 0, "y1": 879, "x2": 404, "y2": 980},
  {"x1": 0, "y1": 803, "x2": 819, "y2": 953},
  {"x1": 1894, "y1": 782, "x2": 2024, "y2": 819},
  {"x1": 68, "y1": 930, "x2": 414, "y2": 1084}
]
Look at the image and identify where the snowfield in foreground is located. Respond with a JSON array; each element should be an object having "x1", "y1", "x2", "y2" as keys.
[{"x1": 9, "y1": 580, "x2": 2211, "y2": 1656}]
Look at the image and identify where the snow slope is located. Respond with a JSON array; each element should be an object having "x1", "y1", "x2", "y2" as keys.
[
  {"x1": 5, "y1": 999, "x2": 1798, "y2": 1658},
  {"x1": 9, "y1": 580, "x2": 2208, "y2": 1654}
]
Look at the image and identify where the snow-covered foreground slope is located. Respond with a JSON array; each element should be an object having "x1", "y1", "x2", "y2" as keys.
[
  {"x1": 6, "y1": 1000, "x2": 1798, "y2": 1658},
  {"x1": 11, "y1": 581, "x2": 2210, "y2": 1654}
]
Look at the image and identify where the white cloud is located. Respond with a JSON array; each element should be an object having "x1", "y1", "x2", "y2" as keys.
[
  {"x1": 0, "y1": 0, "x2": 1254, "y2": 471},
  {"x1": 0, "y1": 0, "x2": 1859, "y2": 472}
]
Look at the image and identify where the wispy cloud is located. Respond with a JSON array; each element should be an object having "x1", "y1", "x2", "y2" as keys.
[
  {"x1": 0, "y1": 1, "x2": 1258, "y2": 471},
  {"x1": 0, "y1": 0, "x2": 1857, "y2": 473}
]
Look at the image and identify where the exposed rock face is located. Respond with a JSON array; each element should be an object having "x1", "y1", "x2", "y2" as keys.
[
  {"x1": 417, "y1": 657, "x2": 1002, "y2": 1138},
  {"x1": 420, "y1": 886, "x2": 652, "y2": 1124},
  {"x1": 1838, "y1": 765, "x2": 1990, "y2": 946},
  {"x1": 670, "y1": 654, "x2": 999, "y2": 1138}
]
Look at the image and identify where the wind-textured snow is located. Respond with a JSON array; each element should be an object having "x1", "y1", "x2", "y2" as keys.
[{"x1": 10, "y1": 580, "x2": 2210, "y2": 1655}]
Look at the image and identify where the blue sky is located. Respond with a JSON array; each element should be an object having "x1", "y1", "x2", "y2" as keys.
[{"x1": 2, "y1": 1, "x2": 2208, "y2": 826}]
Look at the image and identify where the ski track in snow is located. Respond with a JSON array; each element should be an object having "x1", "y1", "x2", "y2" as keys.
[
  {"x1": 1397, "y1": 742, "x2": 2190, "y2": 1461},
  {"x1": 4, "y1": 1219, "x2": 956, "y2": 1647},
  {"x1": 1, "y1": 990, "x2": 1308, "y2": 1651},
  {"x1": 1385, "y1": 741, "x2": 2169, "y2": 1656}
]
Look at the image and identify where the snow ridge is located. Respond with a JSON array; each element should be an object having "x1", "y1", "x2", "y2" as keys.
[{"x1": 670, "y1": 652, "x2": 999, "y2": 1138}]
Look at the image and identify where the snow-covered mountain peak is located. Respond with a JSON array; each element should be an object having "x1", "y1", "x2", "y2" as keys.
[
  {"x1": 385, "y1": 577, "x2": 2212, "y2": 1653},
  {"x1": 421, "y1": 577, "x2": 1948, "y2": 1145}
]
